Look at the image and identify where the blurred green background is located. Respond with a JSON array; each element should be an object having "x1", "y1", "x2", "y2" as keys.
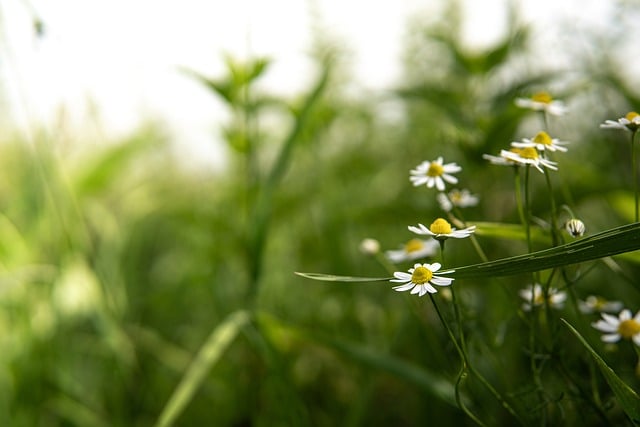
[{"x1": 2, "y1": 1, "x2": 640, "y2": 426}]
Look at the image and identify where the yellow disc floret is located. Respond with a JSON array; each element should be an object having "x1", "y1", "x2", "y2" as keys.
[
  {"x1": 427, "y1": 162, "x2": 444, "y2": 177},
  {"x1": 533, "y1": 131, "x2": 552, "y2": 146},
  {"x1": 429, "y1": 218, "x2": 452, "y2": 235},
  {"x1": 626, "y1": 111, "x2": 639, "y2": 121},
  {"x1": 411, "y1": 266, "x2": 433, "y2": 284},
  {"x1": 618, "y1": 319, "x2": 640, "y2": 340},
  {"x1": 404, "y1": 239, "x2": 424, "y2": 253},
  {"x1": 532, "y1": 92, "x2": 552, "y2": 104},
  {"x1": 519, "y1": 147, "x2": 539, "y2": 160}
]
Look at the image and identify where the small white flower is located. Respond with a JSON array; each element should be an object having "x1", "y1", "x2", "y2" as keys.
[
  {"x1": 515, "y1": 92, "x2": 568, "y2": 116},
  {"x1": 437, "y1": 189, "x2": 479, "y2": 212},
  {"x1": 564, "y1": 218, "x2": 585, "y2": 238},
  {"x1": 385, "y1": 238, "x2": 440, "y2": 263},
  {"x1": 408, "y1": 218, "x2": 476, "y2": 241},
  {"x1": 499, "y1": 147, "x2": 558, "y2": 174},
  {"x1": 519, "y1": 283, "x2": 566, "y2": 311},
  {"x1": 511, "y1": 131, "x2": 569, "y2": 153},
  {"x1": 592, "y1": 309, "x2": 640, "y2": 346},
  {"x1": 410, "y1": 157, "x2": 462, "y2": 191},
  {"x1": 359, "y1": 238, "x2": 380, "y2": 255},
  {"x1": 390, "y1": 262, "x2": 454, "y2": 296},
  {"x1": 579, "y1": 295, "x2": 623, "y2": 314},
  {"x1": 600, "y1": 112, "x2": 640, "y2": 132}
]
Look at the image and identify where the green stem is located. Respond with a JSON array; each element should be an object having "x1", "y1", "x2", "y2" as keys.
[
  {"x1": 543, "y1": 169, "x2": 559, "y2": 247},
  {"x1": 631, "y1": 131, "x2": 638, "y2": 222}
]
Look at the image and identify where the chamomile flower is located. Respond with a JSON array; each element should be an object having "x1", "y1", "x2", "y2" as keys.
[
  {"x1": 600, "y1": 112, "x2": 640, "y2": 132},
  {"x1": 499, "y1": 147, "x2": 558, "y2": 173},
  {"x1": 437, "y1": 189, "x2": 479, "y2": 212},
  {"x1": 519, "y1": 283, "x2": 567, "y2": 311},
  {"x1": 408, "y1": 218, "x2": 476, "y2": 241},
  {"x1": 515, "y1": 91, "x2": 568, "y2": 116},
  {"x1": 410, "y1": 157, "x2": 462, "y2": 191},
  {"x1": 564, "y1": 218, "x2": 586, "y2": 238},
  {"x1": 511, "y1": 131, "x2": 569, "y2": 153},
  {"x1": 579, "y1": 295, "x2": 623, "y2": 314},
  {"x1": 385, "y1": 238, "x2": 440, "y2": 263},
  {"x1": 592, "y1": 309, "x2": 640, "y2": 346},
  {"x1": 390, "y1": 262, "x2": 454, "y2": 296}
]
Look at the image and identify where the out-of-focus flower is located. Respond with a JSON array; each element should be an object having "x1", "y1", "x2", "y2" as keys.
[
  {"x1": 390, "y1": 262, "x2": 454, "y2": 297},
  {"x1": 385, "y1": 238, "x2": 439, "y2": 263},
  {"x1": 408, "y1": 218, "x2": 476, "y2": 241},
  {"x1": 437, "y1": 189, "x2": 479, "y2": 212},
  {"x1": 499, "y1": 147, "x2": 558, "y2": 173},
  {"x1": 359, "y1": 238, "x2": 380, "y2": 255},
  {"x1": 600, "y1": 112, "x2": 640, "y2": 133},
  {"x1": 592, "y1": 309, "x2": 640, "y2": 346},
  {"x1": 410, "y1": 157, "x2": 462, "y2": 191},
  {"x1": 579, "y1": 295, "x2": 623, "y2": 314},
  {"x1": 519, "y1": 283, "x2": 566, "y2": 311},
  {"x1": 515, "y1": 92, "x2": 568, "y2": 116},
  {"x1": 511, "y1": 131, "x2": 569, "y2": 153}
]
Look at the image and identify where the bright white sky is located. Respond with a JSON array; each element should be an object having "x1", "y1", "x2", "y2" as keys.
[{"x1": 0, "y1": 0, "x2": 618, "y2": 168}]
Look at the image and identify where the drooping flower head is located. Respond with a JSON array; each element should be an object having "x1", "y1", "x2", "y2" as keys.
[
  {"x1": 600, "y1": 112, "x2": 640, "y2": 133},
  {"x1": 410, "y1": 157, "x2": 461, "y2": 191},
  {"x1": 499, "y1": 146, "x2": 558, "y2": 173},
  {"x1": 437, "y1": 189, "x2": 479, "y2": 212},
  {"x1": 390, "y1": 262, "x2": 454, "y2": 296},
  {"x1": 515, "y1": 92, "x2": 568, "y2": 116},
  {"x1": 408, "y1": 218, "x2": 476, "y2": 241},
  {"x1": 592, "y1": 309, "x2": 640, "y2": 346},
  {"x1": 385, "y1": 238, "x2": 440, "y2": 263},
  {"x1": 519, "y1": 283, "x2": 566, "y2": 311},
  {"x1": 564, "y1": 218, "x2": 586, "y2": 238},
  {"x1": 511, "y1": 131, "x2": 569, "y2": 153}
]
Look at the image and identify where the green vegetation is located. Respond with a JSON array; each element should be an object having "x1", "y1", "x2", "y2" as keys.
[{"x1": 2, "y1": 2, "x2": 640, "y2": 426}]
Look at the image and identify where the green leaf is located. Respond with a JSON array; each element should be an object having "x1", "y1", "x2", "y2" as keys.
[
  {"x1": 296, "y1": 223, "x2": 640, "y2": 283},
  {"x1": 561, "y1": 319, "x2": 640, "y2": 424},
  {"x1": 154, "y1": 310, "x2": 250, "y2": 427}
]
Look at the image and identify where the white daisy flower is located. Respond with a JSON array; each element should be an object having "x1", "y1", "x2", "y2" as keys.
[
  {"x1": 437, "y1": 189, "x2": 479, "y2": 212},
  {"x1": 385, "y1": 238, "x2": 440, "y2": 263},
  {"x1": 579, "y1": 295, "x2": 623, "y2": 314},
  {"x1": 359, "y1": 238, "x2": 380, "y2": 255},
  {"x1": 519, "y1": 283, "x2": 567, "y2": 311},
  {"x1": 408, "y1": 218, "x2": 476, "y2": 241},
  {"x1": 390, "y1": 262, "x2": 454, "y2": 296},
  {"x1": 600, "y1": 111, "x2": 640, "y2": 132},
  {"x1": 592, "y1": 309, "x2": 640, "y2": 346},
  {"x1": 511, "y1": 131, "x2": 569, "y2": 153},
  {"x1": 499, "y1": 147, "x2": 558, "y2": 174},
  {"x1": 515, "y1": 92, "x2": 568, "y2": 116},
  {"x1": 410, "y1": 157, "x2": 462, "y2": 191},
  {"x1": 564, "y1": 218, "x2": 586, "y2": 238}
]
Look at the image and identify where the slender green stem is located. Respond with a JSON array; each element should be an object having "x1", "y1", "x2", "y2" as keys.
[
  {"x1": 543, "y1": 169, "x2": 559, "y2": 247},
  {"x1": 631, "y1": 131, "x2": 638, "y2": 222}
]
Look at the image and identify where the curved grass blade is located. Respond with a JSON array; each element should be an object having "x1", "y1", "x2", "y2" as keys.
[
  {"x1": 561, "y1": 319, "x2": 640, "y2": 425},
  {"x1": 451, "y1": 222, "x2": 640, "y2": 279},
  {"x1": 294, "y1": 272, "x2": 391, "y2": 282},
  {"x1": 154, "y1": 310, "x2": 250, "y2": 427},
  {"x1": 296, "y1": 223, "x2": 640, "y2": 283}
]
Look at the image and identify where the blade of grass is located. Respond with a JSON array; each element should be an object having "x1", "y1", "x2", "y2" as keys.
[
  {"x1": 561, "y1": 319, "x2": 640, "y2": 425},
  {"x1": 154, "y1": 310, "x2": 250, "y2": 427},
  {"x1": 296, "y1": 223, "x2": 640, "y2": 283}
]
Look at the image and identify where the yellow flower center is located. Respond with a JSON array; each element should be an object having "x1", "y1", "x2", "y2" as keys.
[
  {"x1": 626, "y1": 112, "x2": 639, "y2": 121},
  {"x1": 404, "y1": 239, "x2": 424, "y2": 253},
  {"x1": 429, "y1": 218, "x2": 452, "y2": 234},
  {"x1": 518, "y1": 147, "x2": 539, "y2": 160},
  {"x1": 533, "y1": 131, "x2": 552, "y2": 146},
  {"x1": 532, "y1": 92, "x2": 552, "y2": 104},
  {"x1": 411, "y1": 266, "x2": 433, "y2": 285},
  {"x1": 618, "y1": 319, "x2": 640, "y2": 340},
  {"x1": 427, "y1": 162, "x2": 444, "y2": 177},
  {"x1": 449, "y1": 190, "x2": 462, "y2": 203}
]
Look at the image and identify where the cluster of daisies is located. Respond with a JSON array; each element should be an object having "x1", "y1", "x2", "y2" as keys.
[{"x1": 368, "y1": 90, "x2": 640, "y2": 348}]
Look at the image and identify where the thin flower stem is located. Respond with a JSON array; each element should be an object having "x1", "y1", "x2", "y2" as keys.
[
  {"x1": 543, "y1": 169, "x2": 559, "y2": 247},
  {"x1": 631, "y1": 131, "x2": 638, "y2": 222}
]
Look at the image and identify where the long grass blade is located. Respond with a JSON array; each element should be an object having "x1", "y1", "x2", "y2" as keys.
[{"x1": 154, "y1": 310, "x2": 250, "y2": 427}]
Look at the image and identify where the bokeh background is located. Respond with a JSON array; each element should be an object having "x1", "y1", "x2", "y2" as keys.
[{"x1": 1, "y1": 0, "x2": 640, "y2": 425}]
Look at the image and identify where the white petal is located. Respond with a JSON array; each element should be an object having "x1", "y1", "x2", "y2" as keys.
[
  {"x1": 633, "y1": 334, "x2": 640, "y2": 347},
  {"x1": 435, "y1": 177, "x2": 445, "y2": 191},
  {"x1": 601, "y1": 334, "x2": 621, "y2": 343},
  {"x1": 592, "y1": 320, "x2": 618, "y2": 333},
  {"x1": 393, "y1": 283, "x2": 415, "y2": 292},
  {"x1": 392, "y1": 272, "x2": 411, "y2": 280},
  {"x1": 431, "y1": 276, "x2": 453, "y2": 286},
  {"x1": 620, "y1": 309, "x2": 632, "y2": 321},
  {"x1": 441, "y1": 174, "x2": 459, "y2": 184}
]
